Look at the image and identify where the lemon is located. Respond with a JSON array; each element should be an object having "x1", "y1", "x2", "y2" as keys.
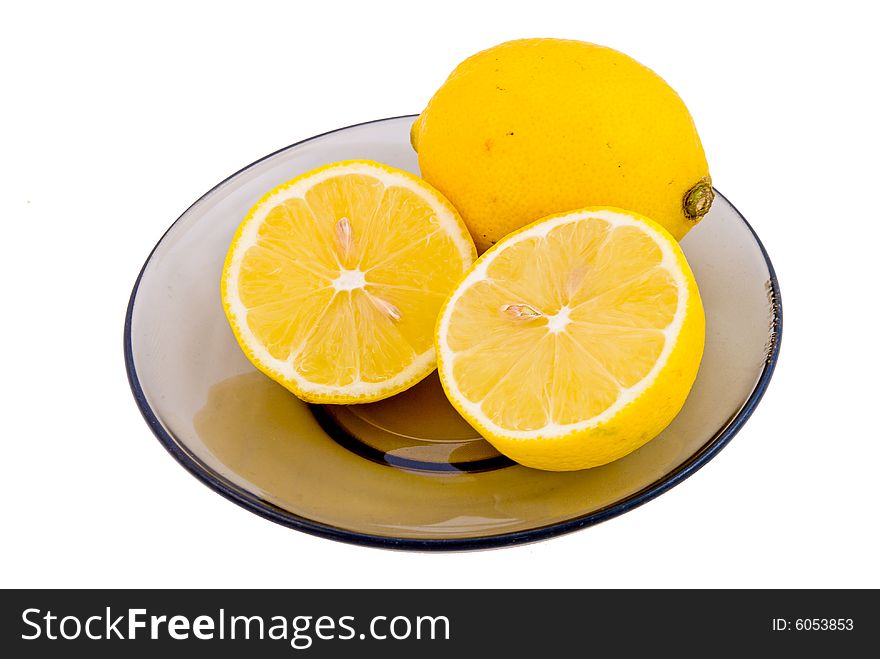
[
  {"x1": 222, "y1": 160, "x2": 476, "y2": 404},
  {"x1": 412, "y1": 39, "x2": 713, "y2": 252},
  {"x1": 435, "y1": 207, "x2": 705, "y2": 471}
]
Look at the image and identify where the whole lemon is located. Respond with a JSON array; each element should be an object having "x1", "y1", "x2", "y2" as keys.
[{"x1": 412, "y1": 39, "x2": 713, "y2": 252}]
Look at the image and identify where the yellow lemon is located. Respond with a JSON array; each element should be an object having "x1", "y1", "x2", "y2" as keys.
[
  {"x1": 412, "y1": 39, "x2": 713, "y2": 252},
  {"x1": 222, "y1": 160, "x2": 476, "y2": 404},
  {"x1": 435, "y1": 207, "x2": 705, "y2": 471}
]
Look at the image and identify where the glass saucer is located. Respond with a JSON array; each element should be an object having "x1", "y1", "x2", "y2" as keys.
[{"x1": 125, "y1": 116, "x2": 782, "y2": 550}]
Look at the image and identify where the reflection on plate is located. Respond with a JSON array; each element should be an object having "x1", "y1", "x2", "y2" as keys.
[
  {"x1": 125, "y1": 116, "x2": 781, "y2": 550},
  {"x1": 313, "y1": 373, "x2": 512, "y2": 473}
]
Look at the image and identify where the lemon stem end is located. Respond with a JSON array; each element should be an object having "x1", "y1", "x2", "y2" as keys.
[{"x1": 683, "y1": 176, "x2": 715, "y2": 223}]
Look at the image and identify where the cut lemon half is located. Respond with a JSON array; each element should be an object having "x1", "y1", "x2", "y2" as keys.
[
  {"x1": 222, "y1": 160, "x2": 476, "y2": 404},
  {"x1": 436, "y1": 207, "x2": 705, "y2": 471}
]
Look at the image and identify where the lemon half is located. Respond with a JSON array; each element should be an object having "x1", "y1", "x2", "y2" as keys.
[
  {"x1": 435, "y1": 207, "x2": 705, "y2": 471},
  {"x1": 222, "y1": 160, "x2": 476, "y2": 404}
]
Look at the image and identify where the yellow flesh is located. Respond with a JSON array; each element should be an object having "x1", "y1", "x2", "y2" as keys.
[
  {"x1": 446, "y1": 219, "x2": 678, "y2": 431},
  {"x1": 236, "y1": 171, "x2": 465, "y2": 392}
]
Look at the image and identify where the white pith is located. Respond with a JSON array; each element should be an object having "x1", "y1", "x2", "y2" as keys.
[
  {"x1": 225, "y1": 161, "x2": 474, "y2": 398},
  {"x1": 546, "y1": 305, "x2": 571, "y2": 333},
  {"x1": 437, "y1": 208, "x2": 690, "y2": 439},
  {"x1": 333, "y1": 268, "x2": 366, "y2": 291}
]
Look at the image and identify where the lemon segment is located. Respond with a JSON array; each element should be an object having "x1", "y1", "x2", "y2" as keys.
[
  {"x1": 435, "y1": 207, "x2": 704, "y2": 471},
  {"x1": 223, "y1": 160, "x2": 476, "y2": 404}
]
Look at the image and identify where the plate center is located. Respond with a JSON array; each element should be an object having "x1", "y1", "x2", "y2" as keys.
[{"x1": 311, "y1": 373, "x2": 512, "y2": 473}]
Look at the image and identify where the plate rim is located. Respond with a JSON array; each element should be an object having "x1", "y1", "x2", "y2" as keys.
[{"x1": 124, "y1": 115, "x2": 783, "y2": 552}]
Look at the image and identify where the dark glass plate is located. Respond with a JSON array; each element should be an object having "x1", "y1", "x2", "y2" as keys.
[{"x1": 125, "y1": 116, "x2": 782, "y2": 550}]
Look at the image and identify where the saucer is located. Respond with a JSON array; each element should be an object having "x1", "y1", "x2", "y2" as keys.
[{"x1": 125, "y1": 116, "x2": 781, "y2": 550}]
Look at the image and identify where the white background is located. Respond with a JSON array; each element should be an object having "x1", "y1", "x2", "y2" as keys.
[{"x1": 3, "y1": 0, "x2": 878, "y2": 589}]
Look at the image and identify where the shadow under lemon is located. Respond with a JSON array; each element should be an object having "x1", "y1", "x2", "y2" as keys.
[{"x1": 193, "y1": 370, "x2": 696, "y2": 540}]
